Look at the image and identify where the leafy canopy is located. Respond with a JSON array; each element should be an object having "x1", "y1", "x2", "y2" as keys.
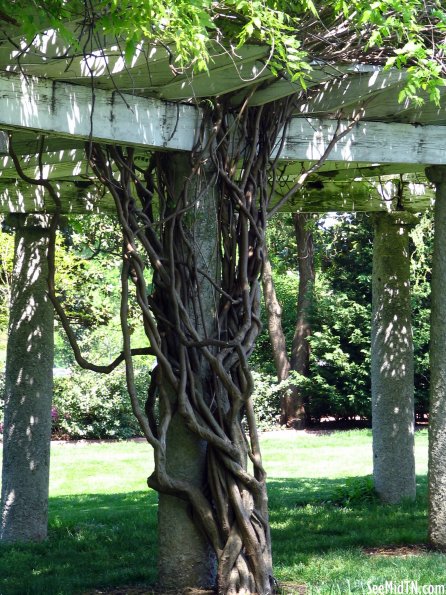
[
  {"x1": 0, "y1": 0, "x2": 445, "y2": 100},
  {"x1": 0, "y1": 0, "x2": 317, "y2": 84},
  {"x1": 336, "y1": 0, "x2": 446, "y2": 104}
]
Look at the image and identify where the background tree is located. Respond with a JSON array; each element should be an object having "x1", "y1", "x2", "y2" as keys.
[
  {"x1": 254, "y1": 211, "x2": 433, "y2": 426},
  {"x1": 262, "y1": 213, "x2": 315, "y2": 428}
]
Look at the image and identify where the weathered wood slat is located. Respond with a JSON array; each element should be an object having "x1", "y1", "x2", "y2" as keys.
[
  {"x1": 280, "y1": 118, "x2": 446, "y2": 165},
  {"x1": 0, "y1": 73, "x2": 201, "y2": 151},
  {"x1": 0, "y1": 178, "x2": 432, "y2": 215},
  {"x1": 0, "y1": 180, "x2": 111, "y2": 214},
  {"x1": 0, "y1": 72, "x2": 444, "y2": 168},
  {"x1": 299, "y1": 69, "x2": 406, "y2": 115},
  {"x1": 280, "y1": 179, "x2": 434, "y2": 213},
  {"x1": 0, "y1": 150, "x2": 87, "y2": 179}
]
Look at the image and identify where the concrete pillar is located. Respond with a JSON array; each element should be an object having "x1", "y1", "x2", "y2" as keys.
[
  {"x1": 1, "y1": 214, "x2": 54, "y2": 542},
  {"x1": 371, "y1": 211, "x2": 417, "y2": 503},
  {"x1": 156, "y1": 154, "x2": 219, "y2": 589},
  {"x1": 426, "y1": 165, "x2": 446, "y2": 549}
]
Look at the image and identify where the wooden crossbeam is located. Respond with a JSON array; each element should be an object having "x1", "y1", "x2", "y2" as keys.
[
  {"x1": 299, "y1": 69, "x2": 406, "y2": 115},
  {"x1": 280, "y1": 118, "x2": 446, "y2": 165},
  {"x1": 0, "y1": 73, "x2": 200, "y2": 151},
  {"x1": 0, "y1": 72, "x2": 444, "y2": 168},
  {"x1": 281, "y1": 179, "x2": 434, "y2": 213}
]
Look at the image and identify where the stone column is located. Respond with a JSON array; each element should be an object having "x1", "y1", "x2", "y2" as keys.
[
  {"x1": 1, "y1": 214, "x2": 54, "y2": 542},
  {"x1": 426, "y1": 165, "x2": 446, "y2": 549},
  {"x1": 371, "y1": 211, "x2": 417, "y2": 503}
]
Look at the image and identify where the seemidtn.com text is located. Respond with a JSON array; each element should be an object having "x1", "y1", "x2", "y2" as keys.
[{"x1": 368, "y1": 581, "x2": 446, "y2": 595}]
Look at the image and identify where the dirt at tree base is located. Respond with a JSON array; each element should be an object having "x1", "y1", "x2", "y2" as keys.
[
  {"x1": 362, "y1": 544, "x2": 430, "y2": 556},
  {"x1": 83, "y1": 583, "x2": 307, "y2": 594},
  {"x1": 83, "y1": 588, "x2": 214, "y2": 595}
]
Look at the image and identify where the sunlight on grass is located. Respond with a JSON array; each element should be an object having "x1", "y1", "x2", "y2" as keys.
[
  {"x1": 0, "y1": 429, "x2": 442, "y2": 595},
  {"x1": 49, "y1": 440, "x2": 154, "y2": 496}
]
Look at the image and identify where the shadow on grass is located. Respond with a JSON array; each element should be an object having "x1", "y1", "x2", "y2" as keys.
[
  {"x1": 0, "y1": 490, "x2": 158, "y2": 595},
  {"x1": 268, "y1": 475, "x2": 429, "y2": 569},
  {"x1": 0, "y1": 476, "x2": 430, "y2": 595}
]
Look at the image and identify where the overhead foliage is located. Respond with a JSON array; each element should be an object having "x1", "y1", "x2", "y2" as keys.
[
  {"x1": 0, "y1": 0, "x2": 445, "y2": 100},
  {"x1": 334, "y1": 0, "x2": 446, "y2": 104},
  {"x1": 0, "y1": 0, "x2": 317, "y2": 85}
]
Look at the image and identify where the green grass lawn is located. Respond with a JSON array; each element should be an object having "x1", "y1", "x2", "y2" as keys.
[{"x1": 1, "y1": 429, "x2": 444, "y2": 594}]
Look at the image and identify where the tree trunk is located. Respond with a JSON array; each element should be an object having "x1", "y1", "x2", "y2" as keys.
[
  {"x1": 371, "y1": 211, "x2": 416, "y2": 504},
  {"x1": 262, "y1": 250, "x2": 290, "y2": 384},
  {"x1": 262, "y1": 251, "x2": 297, "y2": 429},
  {"x1": 86, "y1": 101, "x2": 299, "y2": 594},
  {"x1": 426, "y1": 165, "x2": 446, "y2": 549},
  {"x1": 262, "y1": 214, "x2": 314, "y2": 429},
  {"x1": 289, "y1": 213, "x2": 314, "y2": 429},
  {"x1": 1, "y1": 214, "x2": 54, "y2": 542}
]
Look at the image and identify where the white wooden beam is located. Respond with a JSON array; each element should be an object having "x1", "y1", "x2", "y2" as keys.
[
  {"x1": 0, "y1": 177, "x2": 432, "y2": 215},
  {"x1": 0, "y1": 73, "x2": 200, "y2": 151},
  {"x1": 0, "y1": 72, "x2": 445, "y2": 166},
  {"x1": 280, "y1": 118, "x2": 446, "y2": 165},
  {"x1": 279, "y1": 179, "x2": 434, "y2": 213},
  {"x1": 0, "y1": 150, "x2": 87, "y2": 179},
  {"x1": 0, "y1": 180, "x2": 110, "y2": 214},
  {"x1": 282, "y1": 161, "x2": 426, "y2": 180}
]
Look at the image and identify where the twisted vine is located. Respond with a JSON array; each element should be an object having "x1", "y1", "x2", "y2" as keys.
[
  {"x1": 82, "y1": 98, "x2": 296, "y2": 594},
  {"x1": 83, "y1": 96, "x2": 358, "y2": 593}
]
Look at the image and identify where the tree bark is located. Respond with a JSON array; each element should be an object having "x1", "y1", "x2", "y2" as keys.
[
  {"x1": 289, "y1": 213, "x2": 314, "y2": 428},
  {"x1": 86, "y1": 101, "x2": 300, "y2": 594},
  {"x1": 262, "y1": 251, "x2": 290, "y2": 383},
  {"x1": 371, "y1": 211, "x2": 416, "y2": 504},
  {"x1": 156, "y1": 153, "x2": 218, "y2": 589},
  {"x1": 1, "y1": 214, "x2": 54, "y2": 542},
  {"x1": 426, "y1": 165, "x2": 446, "y2": 549},
  {"x1": 262, "y1": 214, "x2": 314, "y2": 429}
]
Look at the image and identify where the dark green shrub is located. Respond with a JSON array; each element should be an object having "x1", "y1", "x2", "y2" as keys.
[
  {"x1": 52, "y1": 366, "x2": 150, "y2": 439},
  {"x1": 251, "y1": 371, "x2": 282, "y2": 430},
  {"x1": 326, "y1": 475, "x2": 378, "y2": 507}
]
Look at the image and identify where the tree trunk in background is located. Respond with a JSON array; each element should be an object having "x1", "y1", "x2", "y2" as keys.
[
  {"x1": 262, "y1": 214, "x2": 314, "y2": 429},
  {"x1": 426, "y1": 165, "x2": 446, "y2": 549},
  {"x1": 289, "y1": 213, "x2": 314, "y2": 428},
  {"x1": 371, "y1": 211, "x2": 416, "y2": 504},
  {"x1": 262, "y1": 251, "x2": 296, "y2": 427},
  {"x1": 1, "y1": 215, "x2": 54, "y2": 542},
  {"x1": 262, "y1": 250, "x2": 290, "y2": 383}
]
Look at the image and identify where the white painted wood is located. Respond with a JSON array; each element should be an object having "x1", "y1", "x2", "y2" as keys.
[
  {"x1": 0, "y1": 132, "x2": 84, "y2": 156},
  {"x1": 0, "y1": 180, "x2": 108, "y2": 214},
  {"x1": 313, "y1": 162, "x2": 425, "y2": 180},
  {"x1": 0, "y1": 73, "x2": 445, "y2": 165},
  {"x1": 299, "y1": 69, "x2": 406, "y2": 114},
  {"x1": 0, "y1": 150, "x2": 87, "y2": 179},
  {"x1": 275, "y1": 179, "x2": 433, "y2": 213},
  {"x1": 0, "y1": 73, "x2": 200, "y2": 151},
  {"x1": 280, "y1": 160, "x2": 426, "y2": 180},
  {"x1": 0, "y1": 177, "x2": 432, "y2": 215},
  {"x1": 327, "y1": 84, "x2": 446, "y2": 126},
  {"x1": 279, "y1": 118, "x2": 446, "y2": 165}
]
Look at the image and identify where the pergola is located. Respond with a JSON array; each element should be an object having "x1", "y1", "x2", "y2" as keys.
[{"x1": 1, "y1": 21, "x2": 446, "y2": 587}]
